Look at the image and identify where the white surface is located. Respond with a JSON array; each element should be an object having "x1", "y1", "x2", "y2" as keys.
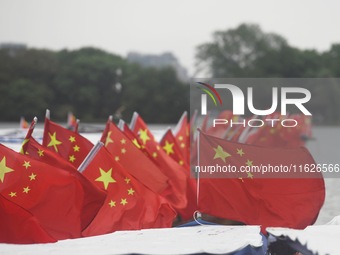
[
  {"x1": 0, "y1": 225, "x2": 263, "y2": 255},
  {"x1": 267, "y1": 217, "x2": 340, "y2": 255}
]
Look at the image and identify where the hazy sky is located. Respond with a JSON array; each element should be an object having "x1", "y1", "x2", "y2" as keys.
[{"x1": 1, "y1": 0, "x2": 340, "y2": 75}]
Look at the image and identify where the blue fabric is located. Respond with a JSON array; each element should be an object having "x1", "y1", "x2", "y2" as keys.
[{"x1": 176, "y1": 220, "x2": 267, "y2": 255}]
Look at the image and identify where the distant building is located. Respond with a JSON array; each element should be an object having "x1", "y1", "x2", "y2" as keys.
[{"x1": 127, "y1": 52, "x2": 189, "y2": 82}]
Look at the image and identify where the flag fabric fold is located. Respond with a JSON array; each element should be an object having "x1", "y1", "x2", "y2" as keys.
[
  {"x1": 21, "y1": 119, "x2": 106, "y2": 232},
  {"x1": 100, "y1": 118, "x2": 169, "y2": 195},
  {"x1": 129, "y1": 113, "x2": 197, "y2": 220},
  {"x1": 0, "y1": 144, "x2": 85, "y2": 240},
  {"x1": 0, "y1": 194, "x2": 56, "y2": 244}
]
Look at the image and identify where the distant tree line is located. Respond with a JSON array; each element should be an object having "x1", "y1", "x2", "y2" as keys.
[
  {"x1": 0, "y1": 47, "x2": 189, "y2": 123},
  {"x1": 1, "y1": 23, "x2": 340, "y2": 124},
  {"x1": 195, "y1": 24, "x2": 340, "y2": 124}
]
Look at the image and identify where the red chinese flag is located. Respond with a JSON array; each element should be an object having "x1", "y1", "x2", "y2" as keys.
[
  {"x1": 278, "y1": 114, "x2": 312, "y2": 147},
  {"x1": 21, "y1": 119, "x2": 106, "y2": 232},
  {"x1": 197, "y1": 131, "x2": 325, "y2": 232},
  {"x1": 172, "y1": 112, "x2": 190, "y2": 165},
  {"x1": 242, "y1": 113, "x2": 289, "y2": 147},
  {"x1": 205, "y1": 110, "x2": 234, "y2": 139},
  {"x1": 129, "y1": 113, "x2": 196, "y2": 219},
  {"x1": 42, "y1": 118, "x2": 93, "y2": 168},
  {"x1": 67, "y1": 112, "x2": 78, "y2": 132},
  {"x1": 0, "y1": 194, "x2": 56, "y2": 244},
  {"x1": 0, "y1": 144, "x2": 85, "y2": 240},
  {"x1": 100, "y1": 119, "x2": 168, "y2": 194},
  {"x1": 81, "y1": 144, "x2": 176, "y2": 236},
  {"x1": 20, "y1": 116, "x2": 29, "y2": 129},
  {"x1": 159, "y1": 128, "x2": 189, "y2": 170},
  {"x1": 22, "y1": 119, "x2": 79, "y2": 172}
]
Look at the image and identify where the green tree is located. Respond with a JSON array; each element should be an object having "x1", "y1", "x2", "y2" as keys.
[
  {"x1": 0, "y1": 79, "x2": 52, "y2": 120},
  {"x1": 122, "y1": 65, "x2": 188, "y2": 123},
  {"x1": 195, "y1": 23, "x2": 340, "y2": 124},
  {"x1": 51, "y1": 47, "x2": 126, "y2": 121},
  {"x1": 0, "y1": 46, "x2": 188, "y2": 123},
  {"x1": 195, "y1": 23, "x2": 287, "y2": 77}
]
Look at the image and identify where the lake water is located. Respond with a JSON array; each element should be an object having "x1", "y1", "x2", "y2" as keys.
[{"x1": 0, "y1": 124, "x2": 338, "y2": 225}]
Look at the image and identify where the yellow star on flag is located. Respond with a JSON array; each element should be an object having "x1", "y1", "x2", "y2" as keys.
[
  {"x1": 139, "y1": 129, "x2": 150, "y2": 144},
  {"x1": 95, "y1": 168, "x2": 116, "y2": 190},
  {"x1": 127, "y1": 188, "x2": 135, "y2": 195},
  {"x1": 246, "y1": 159, "x2": 253, "y2": 166},
  {"x1": 120, "y1": 198, "x2": 128, "y2": 206},
  {"x1": 69, "y1": 155, "x2": 76, "y2": 163},
  {"x1": 69, "y1": 136, "x2": 76, "y2": 143},
  {"x1": 47, "y1": 132, "x2": 62, "y2": 152},
  {"x1": 23, "y1": 186, "x2": 31, "y2": 194},
  {"x1": 236, "y1": 148, "x2": 245, "y2": 157},
  {"x1": 108, "y1": 200, "x2": 116, "y2": 208},
  {"x1": 23, "y1": 161, "x2": 31, "y2": 169},
  {"x1": 121, "y1": 139, "x2": 126, "y2": 144},
  {"x1": 247, "y1": 172, "x2": 254, "y2": 179},
  {"x1": 0, "y1": 156, "x2": 14, "y2": 183},
  {"x1": 105, "y1": 131, "x2": 113, "y2": 147},
  {"x1": 132, "y1": 139, "x2": 141, "y2": 149},
  {"x1": 73, "y1": 145, "x2": 80, "y2": 152},
  {"x1": 29, "y1": 173, "x2": 37, "y2": 181},
  {"x1": 37, "y1": 149, "x2": 44, "y2": 157},
  {"x1": 20, "y1": 139, "x2": 29, "y2": 154},
  {"x1": 9, "y1": 192, "x2": 16, "y2": 197},
  {"x1": 162, "y1": 141, "x2": 174, "y2": 155},
  {"x1": 213, "y1": 145, "x2": 231, "y2": 162},
  {"x1": 124, "y1": 177, "x2": 130, "y2": 184}
]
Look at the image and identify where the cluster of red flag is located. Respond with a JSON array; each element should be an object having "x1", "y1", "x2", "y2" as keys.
[
  {"x1": 0, "y1": 109, "x2": 325, "y2": 244},
  {"x1": 0, "y1": 111, "x2": 195, "y2": 244}
]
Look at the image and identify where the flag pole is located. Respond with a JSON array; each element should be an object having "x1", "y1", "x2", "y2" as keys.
[
  {"x1": 117, "y1": 119, "x2": 125, "y2": 130},
  {"x1": 78, "y1": 142, "x2": 103, "y2": 173},
  {"x1": 45, "y1": 109, "x2": 50, "y2": 120},
  {"x1": 129, "y1": 112, "x2": 138, "y2": 130},
  {"x1": 75, "y1": 119, "x2": 80, "y2": 133},
  {"x1": 20, "y1": 117, "x2": 38, "y2": 154},
  {"x1": 196, "y1": 128, "x2": 200, "y2": 207},
  {"x1": 193, "y1": 128, "x2": 202, "y2": 223},
  {"x1": 238, "y1": 115, "x2": 258, "y2": 143}
]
